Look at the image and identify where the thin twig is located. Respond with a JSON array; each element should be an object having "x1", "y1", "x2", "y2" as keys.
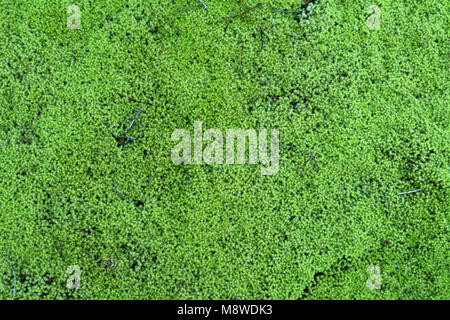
[
  {"x1": 239, "y1": 45, "x2": 243, "y2": 74},
  {"x1": 224, "y1": 2, "x2": 235, "y2": 34},
  {"x1": 198, "y1": 0, "x2": 208, "y2": 10},
  {"x1": 123, "y1": 110, "x2": 143, "y2": 135},
  {"x1": 280, "y1": 144, "x2": 318, "y2": 168},
  {"x1": 112, "y1": 179, "x2": 124, "y2": 200},
  {"x1": 260, "y1": 28, "x2": 264, "y2": 51},
  {"x1": 164, "y1": 4, "x2": 203, "y2": 25},
  {"x1": 272, "y1": 9, "x2": 302, "y2": 13},
  {"x1": 397, "y1": 189, "x2": 421, "y2": 195},
  {"x1": 147, "y1": 21, "x2": 164, "y2": 48},
  {"x1": 219, "y1": 3, "x2": 265, "y2": 23}
]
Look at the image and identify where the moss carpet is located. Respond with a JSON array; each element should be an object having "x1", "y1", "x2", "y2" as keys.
[{"x1": 0, "y1": 0, "x2": 448, "y2": 299}]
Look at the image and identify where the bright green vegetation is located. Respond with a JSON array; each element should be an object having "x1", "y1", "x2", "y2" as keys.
[{"x1": 0, "y1": 0, "x2": 448, "y2": 299}]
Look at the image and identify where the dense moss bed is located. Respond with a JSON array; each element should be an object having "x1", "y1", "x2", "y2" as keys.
[{"x1": 0, "y1": 0, "x2": 448, "y2": 299}]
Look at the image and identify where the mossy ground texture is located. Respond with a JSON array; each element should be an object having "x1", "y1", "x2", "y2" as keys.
[{"x1": 0, "y1": 0, "x2": 448, "y2": 299}]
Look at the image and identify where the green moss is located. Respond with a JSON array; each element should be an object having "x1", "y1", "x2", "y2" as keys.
[{"x1": 0, "y1": 0, "x2": 448, "y2": 299}]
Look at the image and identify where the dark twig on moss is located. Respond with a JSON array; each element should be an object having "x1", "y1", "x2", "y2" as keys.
[
  {"x1": 146, "y1": 21, "x2": 164, "y2": 48},
  {"x1": 272, "y1": 9, "x2": 302, "y2": 14},
  {"x1": 111, "y1": 132, "x2": 134, "y2": 147},
  {"x1": 239, "y1": 44, "x2": 243, "y2": 75},
  {"x1": 280, "y1": 144, "x2": 318, "y2": 169},
  {"x1": 265, "y1": 144, "x2": 316, "y2": 172},
  {"x1": 301, "y1": 0, "x2": 317, "y2": 10},
  {"x1": 108, "y1": 109, "x2": 143, "y2": 147},
  {"x1": 260, "y1": 28, "x2": 264, "y2": 51},
  {"x1": 112, "y1": 179, "x2": 124, "y2": 200},
  {"x1": 220, "y1": 3, "x2": 266, "y2": 23},
  {"x1": 224, "y1": 2, "x2": 235, "y2": 34},
  {"x1": 164, "y1": 4, "x2": 203, "y2": 25},
  {"x1": 291, "y1": 166, "x2": 304, "y2": 173},
  {"x1": 123, "y1": 110, "x2": 143, "y2": 136}
]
